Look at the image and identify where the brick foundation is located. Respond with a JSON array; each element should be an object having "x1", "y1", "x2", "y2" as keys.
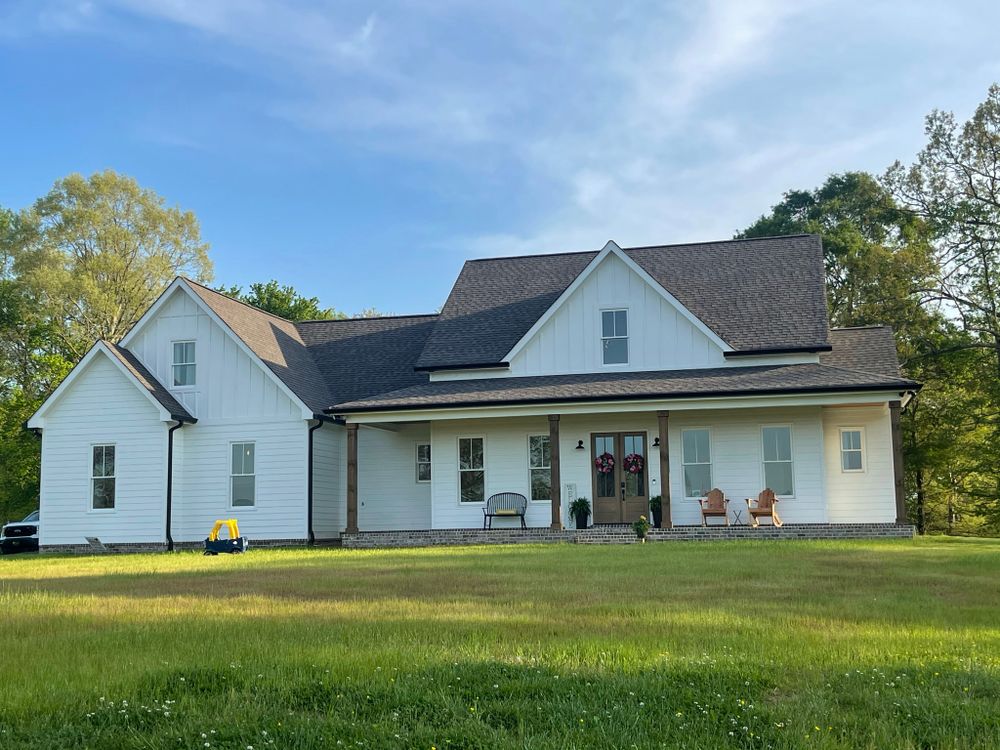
[{"x1": 40, "y1": 538, "x2": 309, "y2": 555}]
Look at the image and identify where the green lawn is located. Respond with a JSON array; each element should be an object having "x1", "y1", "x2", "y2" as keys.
[{"x1": 1, "y1": 538, "x2": 998, "y2": 749}]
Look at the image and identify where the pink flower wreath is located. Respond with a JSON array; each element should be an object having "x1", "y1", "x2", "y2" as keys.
[
  {"x1": 623, "y1": 453, "x2": 644, "y2": 474},
  {"x1": 594, "y1": 452, "x2": 615, "y2": 474}
]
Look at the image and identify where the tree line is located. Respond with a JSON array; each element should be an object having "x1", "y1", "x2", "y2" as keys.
[{"x1": 3, "y1": 85, "x2": 1000, "y2": 532}]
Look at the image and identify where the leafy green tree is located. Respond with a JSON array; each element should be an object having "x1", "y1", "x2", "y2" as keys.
[
  {"x1": 886, "y1": 84, "x2": 1000, "y2": 528},
  {"x1": 218, "y1": 280, "x2": 344, "y2": 321},
  {"x1": 2, "y1": 170, "x2": 212, "y2": 357}
]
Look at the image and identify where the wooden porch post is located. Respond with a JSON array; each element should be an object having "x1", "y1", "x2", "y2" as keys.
[
  {"x1": 346, "y1": 423, "x2": 359, "y2": 534},
  {"x1": 549, "y1": 414, "x2": 562, "y2": 530},
  {"x1": 657, "y1": 410, "x2": 672, "y2": 529},
  {"x1": 889, "y1": 400, "x2": 908, "y2": 524}
]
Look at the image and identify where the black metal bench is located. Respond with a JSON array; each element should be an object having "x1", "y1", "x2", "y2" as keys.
[{"x1": 483, "y1": 492, "x2": 528, "y2": 529}]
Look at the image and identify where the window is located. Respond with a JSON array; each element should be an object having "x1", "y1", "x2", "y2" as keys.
[
  {"x1": 91, "y1": 444, "x2": 116, "y2": 509},
  {"x1": 172, "y1": 341, "x2": 196, "y2": 386},
  {"x1": 458, "y1": 437, "x2": 485, "y2": 503},
  {"x1": 231, "y1": 442, "x2": 255, "y2": 507},
  {"x1": 528, "y1": 435, "x2": 551, "y2": 502},
  {"x1": 761, "y1": 426, "x2": 794, "y2": 496},
  {"x1": 416, "y1": 443, "x2": 432, "y2": 482},
  {"x1": 840, "y1": 429, "x2": 864, "y2": 472},
  {"x1": 681, "y1": 428, "x2": 712, "y2": 498},
  {"x1": 601, "y1": 309, "x2": 628, "y2": 365}
]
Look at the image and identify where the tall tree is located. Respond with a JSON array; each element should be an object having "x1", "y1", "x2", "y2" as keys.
[
  {"x1": 2, "y1": 170, "x2": 212, "y2": 357},
  {"x1": 218, "y1": 280, "x2": 343, "y2": 321},
  {"x1": 886, "y1": 84, "x2": 1000, "y2": 527}
]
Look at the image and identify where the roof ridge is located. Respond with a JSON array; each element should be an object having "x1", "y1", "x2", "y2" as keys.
[
  {"x1": 465, "y1": 248, "x2": 599, "y2": 263},
  {"x1": 830, "y1": 324, "x2": 891, "y2": 331},
  {"x1": 296, "y1": 312, "x2": 439, "y2": 325}
]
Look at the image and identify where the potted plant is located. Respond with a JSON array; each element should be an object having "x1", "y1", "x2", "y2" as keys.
[
  {"x1": 649, "y1": 495, "x2": 662, "y2": 528},
  {"x1": 632, "y1": 514, "x2": 650, "y2": 542},
  {"x1": 569, "y1": 497, "x2": 591, "y2": 530}
]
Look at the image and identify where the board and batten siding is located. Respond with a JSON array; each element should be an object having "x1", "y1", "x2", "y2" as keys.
[
  {"x1": 822, "y1": 404, "x2": 896, "y2": 522},
  {"x1": 508, "y1": 252, "x2": 726, "y2": 376},
  {"x1": 426, "y1": 407, "x2": 829, "y2": 529},
  {"x1": 38, "y1": 354, "x2": 168, "y2": 546},
  {"x1": 127, "y1": 289, "x2": 302, "y2": 422}
]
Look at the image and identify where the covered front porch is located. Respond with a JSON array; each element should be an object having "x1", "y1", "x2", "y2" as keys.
[{"x1": 337, "y1": 391, "x2": 910, "y2": 536}]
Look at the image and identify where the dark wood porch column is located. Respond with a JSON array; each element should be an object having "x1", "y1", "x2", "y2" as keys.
[
  {"x1": 548, "y1": 414, "x2": 562, "y2": 530},
  {"x1": 657, "y1": 410, "x2": 672, "y2": 528},
  {"x1": 346, "y1": 423, "x2": 359, "y2": 534},
  {"x1": 889, "y1": 400, "x2": 907, "y2": 524}
]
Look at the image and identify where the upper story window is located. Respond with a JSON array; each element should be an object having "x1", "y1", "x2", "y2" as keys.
[
  {"x1": 601, "y1": 309, "x2": 628, "y2": 365},
  {"x1": 172, "y1": 341, "x2": 196, "y2": 387},
  {"x1": 840, "y1": 428, "x2": 865, "y2": 472}
]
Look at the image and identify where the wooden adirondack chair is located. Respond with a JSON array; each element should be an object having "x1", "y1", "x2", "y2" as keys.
[
  {"x1": 699, "y1": 488, "x2": 730, "y2": 526},
  {"x1": 746, "y1": 488, "x2": 783, "y2": 527}
]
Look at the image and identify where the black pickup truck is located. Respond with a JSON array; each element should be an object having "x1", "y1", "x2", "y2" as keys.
[{"x1": 0, "y1": 510, "x2": 39, "y2": 554}]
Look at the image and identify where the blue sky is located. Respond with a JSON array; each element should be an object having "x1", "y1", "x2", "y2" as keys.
[{"x1": 2, "y1": 1, "x2": 999, "y2": 316}]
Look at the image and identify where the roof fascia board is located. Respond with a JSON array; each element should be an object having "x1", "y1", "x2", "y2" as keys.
[
  {"x1": 336, "y1": 389, "x2": 908, "y2": 424},
  {"x1": 502, "y1": 241, "x2": 731, "y2": 363},
  {"x1": 28, "y1": 342, "x2": 172, "y2": 428},
  {"x1": 124, "y1": 279, "x2": 314, "y2": 419}
]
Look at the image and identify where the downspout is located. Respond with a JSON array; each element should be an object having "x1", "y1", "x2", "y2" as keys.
[
  {"x1": 166, "y1": 417, "x2": 195, "y2": 552},
  {"x1": 307, "y1": 415, "x2": 337, "y2": 546}
]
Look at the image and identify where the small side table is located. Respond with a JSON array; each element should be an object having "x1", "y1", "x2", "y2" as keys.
[{"x1": 730, "y1": 508, "x2": 745, "y2": 525}]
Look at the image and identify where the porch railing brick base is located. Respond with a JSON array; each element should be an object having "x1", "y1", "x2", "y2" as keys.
[{"x1": 340, "y1": 523, "x2": 915, "y2": 549}]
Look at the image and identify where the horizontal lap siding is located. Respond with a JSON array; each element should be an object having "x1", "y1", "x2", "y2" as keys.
[
  {"x1": 172, "y1": 420, "x2": 308, "y2": 541},
  {"x1": 429, "y1": 407, "x2": 828, "y2": 529},
  {"x1": 39, "y1": 356, "x2": 167, "y2": 545},
  {"x1": 822, "y1": 405, "x2": 895, "y2": 523},
  {"x1": 312, "y1": 425, "x2": 344, "y2": 539},
  {"x1": 358, "y1": 425, "x2": 431, "y2": 531}
]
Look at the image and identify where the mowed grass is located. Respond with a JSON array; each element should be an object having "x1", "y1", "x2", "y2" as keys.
[{"x1": 1, "y1": 538, "x2": 999, "y2": 749}]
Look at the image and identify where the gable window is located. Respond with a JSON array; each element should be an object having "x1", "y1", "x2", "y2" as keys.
[
  {"x1": 601, "y1": 309, "x2": 628, "y2": 365},
  {"x1": 172, "y1": 341, "x2": 196, "y2": 386},
  {"x1": 681, "y1": 428, "x2": 712, "y2": 498},
  {"x1": 231, "y1": 442, "x2": 255, "y2": 507},
  {"x1": 91, "y1": 444, "x2": 116, "y2": 510},
  {"x1": 761, "y1": 426, "x2": 794, "y2": 496},
  {"x1": 840, "y1": 428, "x2": 865, "y2": 472},
  {"x1": 416, "y1": 443, "x2": 432, "y2": 483},
  {"x1": 528, "y1": 435, "x2": 551, "y2": 502},
  {"x1": 458, "y1": 437, "x2": 485, "y2": 503}
]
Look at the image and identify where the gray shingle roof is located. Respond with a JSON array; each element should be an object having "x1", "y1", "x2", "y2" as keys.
[
  {"x1": 104, "y1": 342, "x2": 194, "y2": 421},
  {"x1": 296, "y1": 315, "x2": 437, "y2": 405},
  {"x1": 184, "y1": 279, "x2": 333, "y2": 414},
  {"x1": 331, "y1": 363, "x2": 917, "y2": 413},
  {"x1": 416, "y1": 234, "x2": 830, "y2": 370},
  {"x1": 821, "y1": 326, "x2": 902, "y2": 378}
]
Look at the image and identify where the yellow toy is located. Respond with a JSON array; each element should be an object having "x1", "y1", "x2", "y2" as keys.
[{"x1": 204, "y1": 518, "x2": 248, "y2": 554}]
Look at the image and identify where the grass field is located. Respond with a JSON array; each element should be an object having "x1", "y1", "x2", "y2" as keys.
[{"x1": 1, "y1": 538, "x2": 999, "y2": 749}]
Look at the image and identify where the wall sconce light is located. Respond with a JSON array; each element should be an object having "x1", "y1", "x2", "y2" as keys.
[
  {"x1": 652, "y1": 437, "x2": 661, "y2": 448},
  {"x1": 575, "y1": 440, "x2": 585, "y2": 450}
]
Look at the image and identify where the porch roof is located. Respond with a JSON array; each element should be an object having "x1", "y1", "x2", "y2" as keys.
[{"x1": 329, "y1": 363, "x2": 918, "y2": 415}]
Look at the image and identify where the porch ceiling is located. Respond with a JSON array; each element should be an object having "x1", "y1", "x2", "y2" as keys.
[{"x1": 329, "y1": 363, "x2": 918, "y2": 417}]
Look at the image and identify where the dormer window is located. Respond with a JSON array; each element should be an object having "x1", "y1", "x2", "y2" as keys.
[
  {"x1": 601, "y1": 309, "x2": 628, "y2": 365},
  {"x1": 172, "y1": 341, "x2": 196, "y2": 386}
]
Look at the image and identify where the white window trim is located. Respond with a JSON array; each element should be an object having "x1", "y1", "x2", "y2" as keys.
[
  {"x1": 839, "y1": 427, "x2": 866, "y2": 473},
  {"x1": 457, "y1": 436, "x2": 487, "y2": 505},
  {"x1": 527, "y1": 433, "x2": 551, "y2": 504},
  {"x1": 415, "y1": 442, "x2": 432, "y2": 484},
  {"x1": 88, "y1": 443, "x2": 117, "y2": 513},
  {"x1": 760, "y1": 424, "x2": 795, "y2": 498},
  {"x1": 600, "y1": 307, "x2": 629, "y2": 367},
  {"x1": 171, "y1": 339, "x2": 197, "y2": 389},
  {"x1": 680, "y1": 427, "x2": 713, "y2": 499},
  {"x1": 229, "y1": 441, "x2": 256, "y2": 509}
]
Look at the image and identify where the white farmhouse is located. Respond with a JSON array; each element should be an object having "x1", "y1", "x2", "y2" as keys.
[{"x1": 27, "y1": 235, "x2": 919, "y2": 551}]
